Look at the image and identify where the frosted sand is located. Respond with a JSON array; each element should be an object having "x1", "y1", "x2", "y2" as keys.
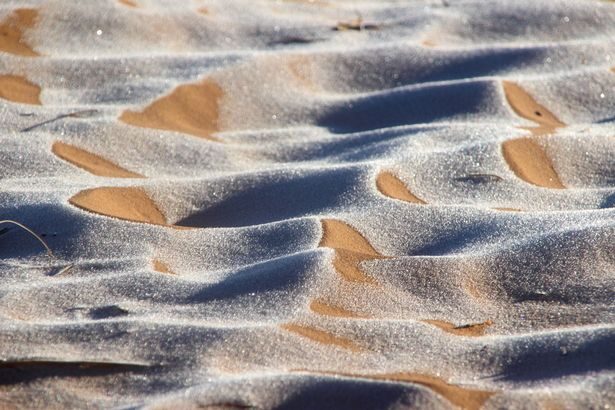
[{"x1": 0, "y1": 0, "x2": 614, "y2": 408}]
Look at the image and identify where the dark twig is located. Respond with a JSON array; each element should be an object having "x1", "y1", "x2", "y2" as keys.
[{"x1": 20, "y1": 109, "x2": 99, "y2": 132}]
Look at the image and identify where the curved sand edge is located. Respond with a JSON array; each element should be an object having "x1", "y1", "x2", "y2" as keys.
[
  {"x1": 69, "y1": 187, "x2": 167, "y2": 225},
  {"x1": 297, "y1": 371, "x2": 495, "y2": 410},
  {"x1": 502, "y1": 81, "x2": 564, "y2": 135},
  {"x1": 0, "y1": 75, "x2": 41, "y2": 105},
  {"x1": 119, "y1": 79, "x2": 222, "y2": 141},
  {"x1": 52, "y1": 141, "x2": 143, "y2": 178},
  {"x1": 502, "y1": 137, "x2": 565, "y2": 189},
  {"x1": 376, "y1": 171, "x2": 426, "y2": 204},
  {"x1": 0, "y1": 8, "x2": 39, "y2": 57},
  {"x1": 422, "y1": 319, "x2": 493, "y2": 337},
  {"x1": 319, "y1": 219, "x2": 384, "y2": 283}
]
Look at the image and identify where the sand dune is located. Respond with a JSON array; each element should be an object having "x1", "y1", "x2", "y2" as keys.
[
  {"x1": 120, "y1": 79, "x2": 222, "y2": 141},
  {"x1": 69, "y1": 187, "x2": 167, "y2": 225},
  {"x1": 0, "y1": 74, "x2": 41, "y2": 105},
  {"x1": 52, "y1": 141, "x2": 143, "y2": 178},
  {"x1": 502, "y1": 137, "x2": 565, "y2": 189},
  {"x1": 0, "y1": 8, "x2": 39, "y2": 57},
  {"x1": 2, "y1": 1, "x2": 614, "y2": 408}
]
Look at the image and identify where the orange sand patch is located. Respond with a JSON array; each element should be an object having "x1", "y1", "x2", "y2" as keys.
[
  {"x1": 295, "y1": 370, "x2": 494, "y2": 410},
  {"x1": 52, "y1": 141, "x2": 143, "y2": 178},
  {"x1": 0, "y1": 75, "x2": 41, "y2": 104},
  {"x1": 502, "y1": 137, "x2": 565, "y2": 189},
  {"x1": 69, "y1": 187, "x2": 167, "y2": 225},
  {"x1": 320, "y1": 219, "x2": 384, "y2": 283},
  {"x1": 309, "y1": 299, "x2": 367, "y2": 318},
  {"x1": 365, "y1": 373, "x2": 494, "y2": 410},
  {"x1": 502, "y1": 81, "x2": 565, "y2": 135},
  {"x1": 0, "y1": 8, "x2": 39, "y2": 57},
  {"x1": 422, "y1": 319, "x2": 493, "y2": 337},
  {"x1": 119, "y1": 79, "x2": 222, "y2": 141},
  {"x1": 118, "y1": 0, "x2": 138, "y2": 7},
  {"x1": 281, "y1": 323, "x2": 362, "y2": 352},
  {"x1": 152, "y1": 259, "x2": 175, "y2": 274},
  {"x1": 376, "y1": 171, "x2": 426, "y2": 204},
  {"x1": 196, "y1": 7, "x2": 209, "y2": 15}
]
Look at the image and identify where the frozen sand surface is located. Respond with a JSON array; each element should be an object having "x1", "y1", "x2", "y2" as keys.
[{"x1": 0, "y1": 0, "x2": 614, "y2": 408}]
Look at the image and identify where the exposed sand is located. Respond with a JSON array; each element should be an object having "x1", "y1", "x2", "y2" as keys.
[
  {"x1": 0, "y1": 8, "x2": 39, "y2": 57},
  {"x1": 0, "y1": 75, "x2": 41, "y2": 105},
  {"x1": 503, "y1": 81, "x2": 565, "y2": 135},
  {"x1": 1, "y1": 1, "x2": 614, "y2": 408},
  {"x1": 120, "y1": 79, "x2": 222, "y2": 141},
  {"x1": 281, "y1": 324, "x2": 363, "y2": 352},
  {"x1": 69, "y1": 187, "x2": 167, "y2": 225},
  {"x1": 320, "y1": 219, "x2": 384, "y2": 283},
  {"x1": 309, "y1": 299, "x2": 367, "y2": 319},
  {"x1": 376, "y1": 171, "x2": 426, "y2": 204},
  {"x1": 502, "y1": 137, "x2": 565, "y2": 189},
  {"x1": 52, "y1": 141, "x2": 143, "y2": 178}
]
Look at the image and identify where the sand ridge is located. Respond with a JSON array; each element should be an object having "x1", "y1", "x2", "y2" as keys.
[
  {"x1": 376, "y1": 171, "x2": 426, "y2": 204},
  {"x1": 69, "y1": 187, "x2": 167, "y2": 226},
  {"x1": 0, "y1": 8, "x2": 39, "y2": 57},
  {"x1": 120, "y1": 79, "x2": 223, "y2": 141},
  {"x1": 0, "y1": 74, "x2": 41, "y2": 105},
  {"x1": 52, "y1": 141, "x2": 143, "y2": 178},
  {"x1": 118, "y1": 0, "x2": 139, "y2": 8},
  {"x1": 502, "y1": 137, "x2": 565, "y2": 189}
]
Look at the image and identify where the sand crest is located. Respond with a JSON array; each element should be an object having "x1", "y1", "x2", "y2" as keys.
[
  {"x1": 120, "y1": 79, "x2": 222, "y2": 141},
  {"x1": 502, "y1": 81, "x2": 564, "y2": 135},
  {"x1": 320, "y1": 219, "x2": 384, "y2": 283},
  {"x1": 376, "y1": 171, "x2": 426, "y2": 204},
  {"x1": 422, "y1": 319, "x2": 493, "y2": 337},
  {"x1": 0, "y1": 8, "x2": 39, "y2": 57},
  {"x1": 281, "y1": 323, "x2": 362, "y2": 352},
  {"x1": 69, "y1": 187, "x2": 167, "y2": 225},
  {"x1": 52, "y1": 141, "x2": 143, "y2": 178},
  {"x1": 502, "y1": 137, "x2": 565, "y2": 189},
  {"x1": 309, "y1": 300, "x2": 367, "y2": 319},
  {"x1": 0, "y1": 74, "x2": 41, "y2": 105}
]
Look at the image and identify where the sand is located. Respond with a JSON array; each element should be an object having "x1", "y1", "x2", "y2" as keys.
[
  {"x1": 52, "y1": 141, "x2": 143, "y2": 178},
  {"x1": 1, "y1": 0, "x2": 614, "y2": 409},
  {"x1": 502, "y1": 137, "x2": 565, "y2": 189},
  {"x1": 0, "y1": 8, "x2": 39, "y2": 57},
  {"x1": 69, "y1": 187, "x2": 167, "y2": 226},
  {"x1": 119, "y1": 79, "x2": 223, "y2": 141},
  {"x1": 0, "y1": 75, "x2": 41, "y2": 105}
]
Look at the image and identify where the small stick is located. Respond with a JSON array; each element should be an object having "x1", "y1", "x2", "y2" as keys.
[
  {"x1": 0, "y1": 220, "x2": 54, "y2": 257},
  {"x1": 20, "y1": 109, "x2": 99, "y2": 133}
]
